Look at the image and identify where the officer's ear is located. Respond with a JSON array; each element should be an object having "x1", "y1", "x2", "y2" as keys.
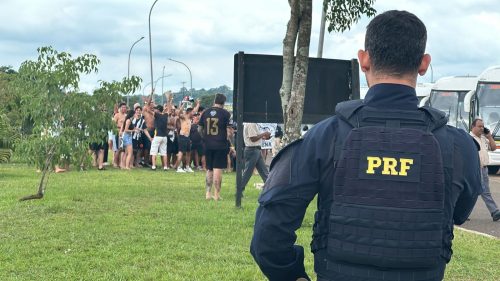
[
  {"x1": 358, "y1": 49, "x2": 370, "y2": 73},
  {"x1": 418, "y1": 54, "x2": 432, "y2": 76}
]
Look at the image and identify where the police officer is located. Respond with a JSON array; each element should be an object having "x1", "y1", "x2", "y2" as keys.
[{"x1": 250, "y1": 10, "x2": 481, "y2": 281}]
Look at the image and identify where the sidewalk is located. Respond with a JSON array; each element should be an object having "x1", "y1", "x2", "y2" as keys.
[{"x1": 460, "y1": 173, "x2": 500, "y2": 238}]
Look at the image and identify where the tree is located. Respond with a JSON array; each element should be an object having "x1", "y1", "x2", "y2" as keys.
[
  {"x1": 12, "y1": 46, "x2": 140, "y2": 201},
  {"x1": 0, "y1": 114, "x2": 15, "y2": 163},
  {"x1": 280, "y1": 0, "x2": 376, "y2": 145},
  {"x1": 0, "y1": 67, "x2": 22, "y2": 131},
  {"x1": 199, "y1": 93, "x2": 216, "y2": 109},
  {"x1": 0, "y1": 67, "x2": 18, "y2": 163}
]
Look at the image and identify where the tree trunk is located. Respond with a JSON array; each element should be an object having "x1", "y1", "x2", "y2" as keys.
[
  {"x1": 19, "y1": 145, "x2": 56, "y2": 201},
  {"x1": 280, "y1": 0, "x2": 300, "y2": 140},
  {"x1": 281, "y1": 0, "x2": 312, "y2": 146}
]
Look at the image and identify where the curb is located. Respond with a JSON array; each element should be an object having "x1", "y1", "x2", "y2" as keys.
[{"x1": 455, "y1": 226, "x2": 498, "y2": 239}]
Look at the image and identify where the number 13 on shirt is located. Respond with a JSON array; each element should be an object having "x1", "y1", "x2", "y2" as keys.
[{"x1": 206, "y1": 118, "x2": 219, "y2": 135}]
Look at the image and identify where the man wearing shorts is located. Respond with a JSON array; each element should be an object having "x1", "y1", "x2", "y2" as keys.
[
  {"x1": 142, "y1": 98, "x2": 156, "y2": 167},
  {"x1": 190, "y1": 113, "x2": 204, "y2": 170},
  {"x1": 174, "y1": 100, "x2": 200, "y2": 173},
  {"x1": 199, "y1": 94, "x2": 233, "y2": 200},
  {"x1": 112, "y1": 102, "x2": 127, "y2": 168},
  {"x1": 150, "y1": 104, "x2": 169, "y2": 170}
]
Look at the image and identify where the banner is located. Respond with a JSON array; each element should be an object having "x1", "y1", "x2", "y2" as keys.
[{"x1": 257, "y1": 123, "x2": 277, "y2": 150}]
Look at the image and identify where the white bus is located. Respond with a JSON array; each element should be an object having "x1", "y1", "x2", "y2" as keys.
[
  {"x1": 465, "y1": 66, "x2": 500, "y2": 174},
  {"x1": 427, "y1": 76, "x2": 478, "y2": 131}
]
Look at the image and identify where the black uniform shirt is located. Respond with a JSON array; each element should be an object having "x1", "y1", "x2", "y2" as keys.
[
  {"x1": 199, "y1": 106, "x2": 231, "y2": 150},
  {"x1": 250, "y1": 83, "x2": 481, "y2": 281}
]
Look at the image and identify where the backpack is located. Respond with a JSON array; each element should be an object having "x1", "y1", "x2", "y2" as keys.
[{"x1": 328, "y1": 100, "x2": 449, "y2": 269}]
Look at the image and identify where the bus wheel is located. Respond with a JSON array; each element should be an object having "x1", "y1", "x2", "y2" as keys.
[{"x1": 488, "y1": 166, "x2": 499, "y2": 175}]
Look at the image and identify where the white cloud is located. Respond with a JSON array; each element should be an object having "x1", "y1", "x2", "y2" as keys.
[{"x1": 1, "y1": 0, "x2": 500, "y2": 93}]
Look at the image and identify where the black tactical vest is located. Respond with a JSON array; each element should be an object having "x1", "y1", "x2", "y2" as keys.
[{"x1": 328, "y1": 100, "x2": 449, "y2": 274}]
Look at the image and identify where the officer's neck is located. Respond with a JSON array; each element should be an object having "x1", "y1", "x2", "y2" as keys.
[{"x1": 367, "y1": 74, "x2": 417, "y2": 88}]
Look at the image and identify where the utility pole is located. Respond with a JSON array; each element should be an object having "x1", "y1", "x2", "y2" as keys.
[
  {"x1": 181, "y1": 81, "x2": 186, "y2": 96},
  {"x1": 126, "y1": 36, "x2": 144, "y2": 106},
  {"x1": 161, "y1": 66, "x2": 165, "y2": 104},
  {"x1": 317, "y1": 0, "x2": 327, "y2": 58},
  {"x1": 148, "y1": 0, "x2": 159, "y2": 100}
]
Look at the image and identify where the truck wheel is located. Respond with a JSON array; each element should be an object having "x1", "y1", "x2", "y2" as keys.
[{"x1": 488, "y1": 166, "x2": 499, "y2": 175}]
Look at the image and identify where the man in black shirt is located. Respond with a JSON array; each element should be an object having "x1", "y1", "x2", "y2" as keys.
[
  {"x1": 150, "y1": 104, "x2": 169, "y2": 170},
  {"x1": 199, "y1": 93, "x2": 233, "y2": 200}
]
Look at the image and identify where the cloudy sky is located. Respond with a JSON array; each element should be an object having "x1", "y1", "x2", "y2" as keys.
[{"x1": 1, "y1": 0, "x2": 500, "y2": 94}]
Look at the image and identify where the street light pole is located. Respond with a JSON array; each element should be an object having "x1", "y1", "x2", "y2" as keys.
[
  {"x1": 161, "y1": 66, "x2": 165, "y2": 104},
  {"x1": 148, "y1": 0, "x2": 159, "y2": 101},
  {"x1": 128, "y1": 36, "x2": 145, "y2": 79},
  {"x1": 429, "y1": 63, "x2": 434, "y2": 83},
  {"x1": 142, "y1": 74, "x2": 172, "y2": 97},
  {"x1": 127, "y1": 36, "x2": 144, "y2": 106},
  {"x1": 169, "y1": 58, "x2": 192, "y2": 94}
]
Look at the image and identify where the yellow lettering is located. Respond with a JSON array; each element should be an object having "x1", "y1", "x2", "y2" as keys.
[
  {"x1": 366, "y1": 157, "x2": 382, "y2": 174},
  {"x1": 398, "y1": 158, "x2": 414, "y2": 176},
  {"x1": 382, "y1": 157, "x2": 398, "y2": 175}
]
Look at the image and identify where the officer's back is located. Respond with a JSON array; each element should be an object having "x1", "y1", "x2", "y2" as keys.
[{"x1": 250, "y1": 10, "x2": 481, "y2": 281}]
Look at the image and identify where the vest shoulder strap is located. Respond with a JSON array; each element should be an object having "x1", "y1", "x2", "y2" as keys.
[
  {"x1": 335, "y1": 100, "x2": 365, "y2": 128},
  {"x1": 418, "y1": 106, "x2": 448, "y2": 131}
]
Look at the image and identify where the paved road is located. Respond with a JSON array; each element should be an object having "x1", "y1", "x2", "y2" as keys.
[{"x1": 460, "y1": 173, "x2": 500, "y2": 238}]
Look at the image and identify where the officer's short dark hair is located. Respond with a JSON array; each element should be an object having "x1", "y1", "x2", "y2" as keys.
[
  {"x1": 214, "y1": 93, "x2": 226, "y2": 105},
  {"x1": 365, "y1": 10, "x2": 427, "y2": 77}
]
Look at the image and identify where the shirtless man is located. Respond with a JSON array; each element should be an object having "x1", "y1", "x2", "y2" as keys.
[
  {"x1": 174, "y1": 99, "x2": 200, "y2": 173},
  {"x1": 141, "y1": 97, "x2": 156, "y2": 166},
  {"x1": 113, "y1": 102, "x2": 127, "y2": 168}
]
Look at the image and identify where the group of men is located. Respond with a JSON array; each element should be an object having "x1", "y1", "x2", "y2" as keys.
[
  {"x1": 105, "y1": 93, "x2": 234, "y2": 200},
  {"x1": 84, "y1": 10, "x2": 500, "y2": 281}
]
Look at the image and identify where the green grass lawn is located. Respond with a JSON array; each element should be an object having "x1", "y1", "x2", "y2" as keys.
[{"x1": 0, "y1": 163, "x2": 499, "y2": 281}]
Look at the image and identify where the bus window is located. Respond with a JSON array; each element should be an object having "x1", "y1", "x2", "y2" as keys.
[
  {"x1": 430, "y1": 90, "x2": 459, "y2": 127},
  {"x1": 477, "y1": 83, "x2": 500, "y2": 135}
]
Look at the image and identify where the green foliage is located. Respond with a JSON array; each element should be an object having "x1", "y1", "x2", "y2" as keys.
[
  {"x1": 0, "y1": 68, "x2": 25, "y2": 134},
  {"x1": 128, "y1": 85, "x2": 233, "y2": 107},
  {"x1": 199, "y1": 93, "x2": 216, "y2": 109},
  {"x1": 324, "y1": 0, "x2": 377, "y2": 32},
  {"x1": 189, "y1": 85, "x2": 233, "y2": 104},
  {"x1": 0, "y1": 114, "x2": 15, "y2": 163},
  {"x1": 12, "y1": 46, "x2": 141, "y2": 170},
  {"x1": 0, "y1": 65, "x2": 16, "y2": 74}
]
